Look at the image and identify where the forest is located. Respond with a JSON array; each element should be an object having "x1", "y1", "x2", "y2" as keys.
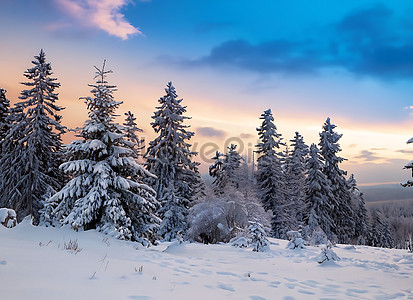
[{"x1": 0, "y1": 50, "x2": 412, "y2": 251}]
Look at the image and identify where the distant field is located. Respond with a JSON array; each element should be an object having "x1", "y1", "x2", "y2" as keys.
[
  {"x1": 366, "y1": 198, "x2": 413, "y2": 206},
  {"x1": 360, "y1": 184, "x2": 413, "y2": 203}
]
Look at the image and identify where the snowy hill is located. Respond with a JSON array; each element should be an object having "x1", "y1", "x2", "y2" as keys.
[{"x1": 1, "y1": 221, "x2": 412, "y2": 300}]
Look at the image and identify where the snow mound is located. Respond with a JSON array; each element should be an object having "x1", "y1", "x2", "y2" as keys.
[{"x1": 0, "y1": 208, "x2": 17, "y2": 228}]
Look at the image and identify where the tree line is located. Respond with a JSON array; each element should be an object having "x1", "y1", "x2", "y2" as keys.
[{"x1": 0, "y1": 50, "x2": 405, "y2": 249}]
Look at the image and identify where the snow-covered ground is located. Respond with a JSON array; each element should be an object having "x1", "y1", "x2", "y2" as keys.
[{"x1": 1, "y1": 220, "x2": 412, "y2": 300}]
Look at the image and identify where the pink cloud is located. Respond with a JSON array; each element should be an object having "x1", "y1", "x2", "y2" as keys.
[{"x1": 56, "y1": 0, "x2": 141, "y2": 40}]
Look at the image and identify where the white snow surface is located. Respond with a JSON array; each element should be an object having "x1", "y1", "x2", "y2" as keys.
[{"x1": 1, "y1": 221, "x2": 413, "y2": 299}]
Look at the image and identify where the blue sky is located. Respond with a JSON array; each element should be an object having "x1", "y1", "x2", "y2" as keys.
[{"x1": 1, "y1": 0, "x2": 413, "y2": 185}]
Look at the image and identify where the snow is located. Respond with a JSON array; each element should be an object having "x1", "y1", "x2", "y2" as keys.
[
  {"x1": 404, "y1": 160, "x2": 413, "y2": 168},
  {"x1": 0, "y1": 208, "x2": 16, "y2": 223},
  {"x1": 1, "y1": 223, "x2": 413, "y2": 299}
]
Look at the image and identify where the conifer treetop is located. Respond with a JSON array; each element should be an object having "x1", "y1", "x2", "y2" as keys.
[{"x1": 256, "y1": 109, "x2": 284, "y2": 156}]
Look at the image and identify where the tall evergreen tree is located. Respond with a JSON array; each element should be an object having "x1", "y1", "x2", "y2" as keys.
[
  {"x1": 144, "y1": 82, "x2": 202, "y2": 240},
  {"x1": 48, "y1": 62, "x2": 160, "y2": 244},
  {"x1": 0, "y1": 50, "x2": 65, "y2": 223},
  {"x1": 209, "y1": 144, "x2": 243, "y2": 194},
  {"x1": 285, "y1": 131, "x2": 308, "y2": 227},
  {"x1": 318, "y1": 117, "x2": 355, "y2": 243},
  {"x1": 401, "y1": 137, "x2": 413, "y2": 187},
  {"x1": 304, "y1": 144, "x2": 335, "y2": 240},
  {"x1": 123, "y1": 111, "x2": 144, "y2": 159},
  {"x1": 347, "y1": 174, "x2": 369, "y2": 245},
  {"x1": 255, "y1": 109, "x2": 288, "y2": 238},
  {"x1": 0, "y1": 88, "x2": 10, "y2": 144},
  {"x1": 157, "y1": 181, "x2": 186, "y2": 241},
  {"x1": 369, "y1": 209, "x2": 393, "y2": 248},
  {"x1": 0, "y1": 103, "x2": 25, "y2": 209},
  {"x1": 209, "y1": 150, "x2": 227, "y2": 194}
]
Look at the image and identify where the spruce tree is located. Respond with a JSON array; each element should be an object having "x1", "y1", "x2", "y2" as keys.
[
  {"x1": 248, "y1": 221, "x2": 270, "y2": 252},
  {"x1": 157, "y1": 181, "x2": 186, "y2": 241},
  {"x1": 48, "y1": 62, "x2": 160, "y2": 244},
  {"x1": 369, "y1": 209, "x2": 393, "y2": 248},
  {"x1": 144, "y1": 82, "x2": 201, "y2": 240},
  {"x1": 209, "y1": 144, "x2": 243, "y2": 194},
  {"x1": 0, "y1": 103, "x2": 25, "y2": 210},
  {"x1": 401, "y1": 137, "x2": 413, "y2": 187},
  {"x1": 0, "y1": 50, "x2": 65, "y2": 223},
  {"x1": 123, "y1": 111, "x2": 144, "y2": 158},
  {"x1": 209, "y1": 150, "x2": 227, "y2": 194},
  {"x1": 0, "y1": 88, "x2": 10, "y2": 144},
  {"x1": 347, "y1": 174, "x2": 369, "y2": 245},
  {"x1": 255, "y1": 109, "x2": 288, "y2": 238},
  {"x1": 285, "y1": 131, "x2": 308, "y2": 228},
  {"x1": 318, "y1": 117, "x2": 355, "y2": 243},
  {"x1": 304, "y1": 144, "x2": 335, "y2": 241}
]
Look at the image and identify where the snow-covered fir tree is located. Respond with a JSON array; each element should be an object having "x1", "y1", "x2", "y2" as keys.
[
  {"x1": 369, "y1": 209, "x2": 393, "y2": 248},
  {"x1": 209, "y1": 150, "x2": 227, "y2": 194},
  {"x1": 0, "y1": 88, "x2": 10, "y2": 145},
  {"x1": 285, "y1": 131, "x2": 308, "y2": 228},
  {"x1": 209, "y1": 144, "x2": 243, "y2": 194},
  {"x1": 248, "y1": 221, "x2": 270, "y2": 252},
  {"x1": 0, "y1": 50, "x2": 65, "y2": 223},
  {"x1": 255, "y1": 109, "x2": 289, "y2": 239},
  {"x1": 304, "y1": 144, "x2": 335, "y2": 241},
  {"x1": 123, "y1": 111, "x2": 144, "y2": 159},
  {"x1": 318, "y1": 117, "x2": 355, "y2": 243},
  {"x1": 47, "y1": 62, "x2": 160, "y2": 244},
  {"x1": 401, "y1": 136, "x2": 413, "y2": 187},
  {"x1": 0, "y1": 103, "x2": 25, "y2": 209},
  {"x1": 144, "y1": 82, "x2": 202, "y2": 240},
  {"x1": 347, "y1": 174, "x2": 369, "y2": 245},
  {"x1": 317, "y1": 241, "x2": 340, "y2": 264},
  {"x1": 157, "y1": 181, "x2": 186, "y2": 242}
]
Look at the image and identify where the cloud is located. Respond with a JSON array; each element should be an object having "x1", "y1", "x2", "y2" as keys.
[
  {"x1": 396, "y1": 149, "x2": 413, "y2": 154},
  {"x1": 55, "y1": 0, "x2": 141, "y2": 40},
  {"x1": 240, "y1": 133, "x2": 253, "y2": 139},
  {"x1": 187, "y1": 39, "x2": 321, "y2": 75},
  {"x1": 181, "y1": 5, "x2": 413, "y2": 80},
  {"x1": 197, "y1": 127, "x2": 227, "y2": 138},
  {"x1": 353, "y1": 149, "x2": 387, "y2": 163}
]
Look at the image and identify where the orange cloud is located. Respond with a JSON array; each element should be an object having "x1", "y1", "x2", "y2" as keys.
[{"x1": 56, "y1": 0, "x2": 141, "y2": 40}]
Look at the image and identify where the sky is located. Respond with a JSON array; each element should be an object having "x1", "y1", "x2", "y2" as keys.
[{"x1": 1, "y1": 0, "x2": 413, "y2": 186}]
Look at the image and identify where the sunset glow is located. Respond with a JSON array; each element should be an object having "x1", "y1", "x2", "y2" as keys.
[{"x1": 2, "y1": 0, "x2": 413, "y2": 186}]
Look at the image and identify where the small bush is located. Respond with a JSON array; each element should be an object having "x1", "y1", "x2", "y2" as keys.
[
  {"x1": 63, "y1": 239, "x2": 82, "y2": 254},
  {"x1": 286, "y1": 231, "x2": 305, "y2": 249},
  {"x1": 187, "y1": 197, "x2": 248, "y2": 244},
  {"x1": 317, "y1": 242, "x2": 340, "y2": 264}
]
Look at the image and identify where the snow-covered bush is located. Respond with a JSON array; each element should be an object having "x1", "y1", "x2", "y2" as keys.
[
  {"x1": 317, "y1": 242, "x2": 340, "y2": 264},
  {"x1": 230, "y1": 236, "x2": 249, "y2": 248},
  {"x1": 187, "y1": 197, "x2": 248, "y2": 244},
  {"x1": 303, "y1": 225, "x2": 328, "y2": 246},
  {"x1": 0, "y1": 208, "x2": 17, "y2": 228},
  {"x1": 286, "y1": 231, "x2": 305, "y2": 249},
  {"x1": 249, "y1": 221, "x2": 270, "y2": 252}
]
